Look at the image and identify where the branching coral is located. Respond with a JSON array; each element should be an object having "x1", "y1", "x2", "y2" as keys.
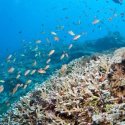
[{"x1": 1, "y1": 48, "x2": 125, "y2": 125}]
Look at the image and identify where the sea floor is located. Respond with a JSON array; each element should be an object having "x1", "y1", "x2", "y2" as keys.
[{"x1": 1, "y1": 47, "x2": 125, "y2": 125}]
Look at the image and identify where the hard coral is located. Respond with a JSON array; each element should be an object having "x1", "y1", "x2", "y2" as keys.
[{"x1": 1, "y1": 48, "x2": 125, "y2": 125}]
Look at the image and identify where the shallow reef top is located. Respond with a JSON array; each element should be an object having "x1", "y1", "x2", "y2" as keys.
[{"x1": 1, "y1": 47, "x2": 125, "y2": 125}]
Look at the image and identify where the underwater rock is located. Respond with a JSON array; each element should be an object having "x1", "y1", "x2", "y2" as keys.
[
  {"x1": 84, "y1": 31, "x2": 125, "y2": 52},
  {"x1": 112, "y1": 0, "x2": 123, "y2": 4},
  {"x1": 112, "y1": 47, "x2": 125, "y2": 63}
]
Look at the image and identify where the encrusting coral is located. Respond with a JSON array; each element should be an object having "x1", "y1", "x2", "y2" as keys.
[{"x1": 1, "y1": 48, "x2": 125, "y2": 125}]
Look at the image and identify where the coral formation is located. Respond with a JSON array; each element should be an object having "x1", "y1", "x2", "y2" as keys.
[{"x1": 1, "y1": 48, "x2": 125, "y2": 125}]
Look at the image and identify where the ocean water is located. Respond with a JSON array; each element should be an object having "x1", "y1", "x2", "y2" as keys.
[{"x1": 0, "y1": 0, "x2": 125, "y2": 115}]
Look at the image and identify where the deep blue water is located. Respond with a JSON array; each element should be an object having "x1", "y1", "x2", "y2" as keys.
[{"x1": 0, "y1": 0, "x2": 125, "y2": 114}]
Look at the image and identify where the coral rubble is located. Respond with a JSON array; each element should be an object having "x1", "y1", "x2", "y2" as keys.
[{"x1": 1, "y1": 48, "x2": 125, "y2": 125}]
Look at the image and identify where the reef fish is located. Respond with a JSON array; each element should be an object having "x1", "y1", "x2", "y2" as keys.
[
  {"x1": 54, "y1": 36, "x2": 59, "y2": 41},
  {"x1": 16, "y1": 74, "x2": 21, "y2": 79},
  {"x1": 44, "y1": 65, "x2": 50, "y2": 70},
  {"x1": 7, "y1": 54, "x2": 12, "y2": 60},
  {"x1": 0, "y1": 85, "x2": 4, "y2": 93},
  {"x1": 60, "y1": 64, "x2": 67, "y2": 74},
  {"x1": 12, "y1": 84, "x2": 20, "y2": 95},
  {"x1": 38, "y1": 69, "x2": 46, "y2": 74},
  {"x1": 73, "y1": 35, "x2": 81, "y2": 41},
  {"x1": 46, "y1": 58, "x2": 51, "y2": 64},
  {"x1": 8, "y1": 67, "x2": 15, "y2": 73},
  {"x1": 24, "y1": 70, "x2": 31, "y2": 76},
  {"x1": 48, "y1": 50, "x2": 55, "y2": 56},
  {"x1": 60, "y1": 54, "x2": 65, "y2": 60},
  {"x1": 68, "y1": 30, "x2": 75, "y2": 36},
  {"x1": 68, "y1": 44, "x2": 73, "y2": 50},
  {"x1": 30, "y1": 70, "x2": 36, "y2": 75},
  {"x1": 36, "y1": 40, "x2": 42, "y2": 44},
  {"x1": 51, "y1": 31, "x2": 57, "y2": 36},
  {"x1": 92, "y1": 19, "x2": 100, "y2": 25}
]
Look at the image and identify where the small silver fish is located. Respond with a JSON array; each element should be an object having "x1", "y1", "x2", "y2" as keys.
[
  {"x1": 68, "y1": 30, "x2": 75, "y2": 36},
  {"x1": 24, "y1": 70, "x2": 30, "y2": 76},
  {"x1": 46, "y1": 58, "x2": 51, "y2": 64},
  {"x1": 48, "y1": 50, "x2": 55, "y2": 56},
  {"x1": 92, "y1": 19, "x2": 100, "y2": 25},
  {"x1": 44, "y1": 65, "x2": 50, "y2": 70},
  {"x1": 68, "y1": 44, "x2": 73, "y2": 49},
  {"x1": 7, "y1": 54, "x2": 12, "y2": 60},
  {"x1": 51, "y1": 31, "x2": 57, "y2": 36},
  {"x1": 16, "y1": 74, "x2": 21, "y2": 79},
  {"x1": 73, "y1": 35, "x2": 81, "y2": 41},
  {"x1": 30, "y1": 70, "x2": 36, "y2": 75},
  {"x1": 60, "y1": 54, "x2": 65, "y2": 60}
]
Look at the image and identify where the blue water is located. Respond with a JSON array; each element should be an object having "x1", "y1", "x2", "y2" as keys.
[
  {"x1": 0, "y1": 0, "x2": 125, "y2": 55},
  {"x1": 0, "y1": 0, "x2": 125, "y2": 114}
]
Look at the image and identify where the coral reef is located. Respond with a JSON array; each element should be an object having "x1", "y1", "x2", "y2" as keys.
[
  {"x1": 0, "y1": 31, "x2": 125, "y2": 115},
  {"x1": 1, "y1": 48, "x2": 125, "y2": 125}
]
